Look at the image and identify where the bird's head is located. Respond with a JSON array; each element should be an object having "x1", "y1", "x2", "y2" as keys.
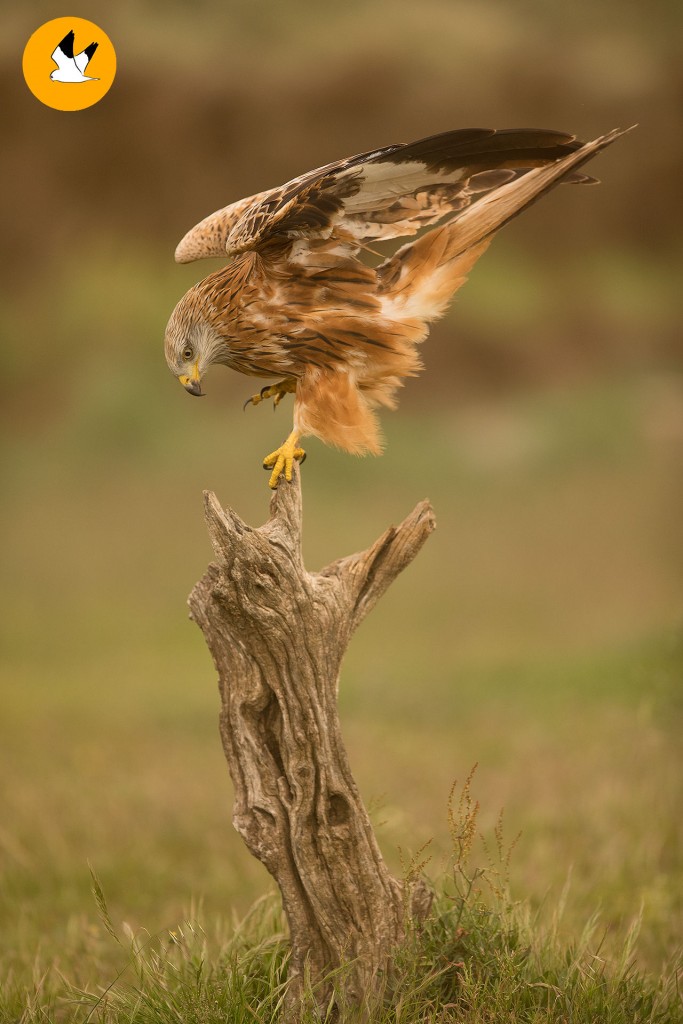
[{"x1": 164, "y1": 293, "x2": 218, "y2": 397}]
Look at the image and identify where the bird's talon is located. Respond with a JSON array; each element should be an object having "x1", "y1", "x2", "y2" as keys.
[
  {"x1": 244, "y1": 379, "x2": 296, "y2": 414},
  {"x1": 262, "y1": 433, "x2": 306, "y2": 488}
]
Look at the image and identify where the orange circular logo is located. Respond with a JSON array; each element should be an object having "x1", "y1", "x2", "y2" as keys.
[{"x1": 22, "y1": 17, "x2": 116, "y2": 111}]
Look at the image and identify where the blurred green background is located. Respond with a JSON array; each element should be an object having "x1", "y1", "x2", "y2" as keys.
[{"x1": 1, "y1": 0, "x2": 682, "y2": 994}]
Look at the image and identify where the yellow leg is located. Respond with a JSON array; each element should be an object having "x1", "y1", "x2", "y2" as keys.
[
  {"x1": 262, "y1": 430, "x2": 306, "y2": 489},
  {"x1": 244, "y1": 378, "x2": 296, "y2": 411}
]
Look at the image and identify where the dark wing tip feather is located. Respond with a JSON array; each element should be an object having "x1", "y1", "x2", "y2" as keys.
[
  {"x1": 364, "y1": 127, "x2": 583, "y2": 173},
  {"x1": 359, "y1": 126, "x2": 634, "y2": 188},
  {"x1": 58, "y1": 29, "x2": 75, "y2": 57},
  {"x1": 83, "y1": 41, "x2": 99, "y2": 60}
]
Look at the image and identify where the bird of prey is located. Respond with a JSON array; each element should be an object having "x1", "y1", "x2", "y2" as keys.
[
  {"x1": 50, "y1": 30, "x2": 99, "y2": 83},
  {"x1": 165, "y1": 126, "x2": 628, "y2": 487}
]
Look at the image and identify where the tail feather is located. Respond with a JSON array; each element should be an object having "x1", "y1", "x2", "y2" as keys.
[{"x1": 378, "y1": 127, "x2": 631, "y2": 324}]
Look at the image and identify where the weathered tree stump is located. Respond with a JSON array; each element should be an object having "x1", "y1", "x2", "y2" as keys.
[{"x1": 188, "y1": 466, "x2": 436, "y2": 1009}]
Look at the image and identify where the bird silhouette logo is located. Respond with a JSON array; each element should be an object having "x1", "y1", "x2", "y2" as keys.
[
  {"x1": 23, "y1": 17, "x2": 116, "y2": 110},
  {"x1": 50, "y1": 29, "x2": 99, "y2": 83}
]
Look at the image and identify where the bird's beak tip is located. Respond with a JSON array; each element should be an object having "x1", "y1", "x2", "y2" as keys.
[{"x1": 178, "y1": 374, "x2": 204, "y2": 397}]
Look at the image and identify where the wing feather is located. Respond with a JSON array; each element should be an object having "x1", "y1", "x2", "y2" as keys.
[
  {"x1": 228, "y1": 129, "x2": 599, "y2": 252},
  {"x1": 175, "y1": 128, "x2": 608, "y2": 264},
  {"x1": 175, "y1": 189, "x2": 273, "y2": 263}
]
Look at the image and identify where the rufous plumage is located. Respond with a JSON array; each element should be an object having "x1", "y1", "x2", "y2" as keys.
[{"x1": 164, "y1": 126, "x2": 629, "y2": 486}]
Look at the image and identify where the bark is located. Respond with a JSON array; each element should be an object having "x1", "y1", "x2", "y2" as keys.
[{"x1": 188, "y1": 466, "x2": 436, "y2": 1010}]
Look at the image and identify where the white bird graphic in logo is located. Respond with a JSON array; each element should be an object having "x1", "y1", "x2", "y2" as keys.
[{"x1": 50, "y1": 29, "x2": 99, "y2": 82}]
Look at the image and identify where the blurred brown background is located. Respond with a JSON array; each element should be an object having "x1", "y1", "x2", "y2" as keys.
[
  {"x1": 3, "y1": 1, "x2": 682, "y2": 385},
  {"x1": 1, "y1": 0, "x2": 682, "y2": 986}
]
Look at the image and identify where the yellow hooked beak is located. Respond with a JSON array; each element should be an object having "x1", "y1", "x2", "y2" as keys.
[{"x1": 178, "y1": 363, "x2": 203, "y2": 397}]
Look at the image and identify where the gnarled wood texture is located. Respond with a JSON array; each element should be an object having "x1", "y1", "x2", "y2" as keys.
[{"x1": 188, "y1": 467, "x2": 435, "y2": 1007}]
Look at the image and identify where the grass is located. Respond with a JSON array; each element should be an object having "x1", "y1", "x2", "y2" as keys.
[{"x1": 1, "y1": 775, "x2": 680, "y2": 1023}]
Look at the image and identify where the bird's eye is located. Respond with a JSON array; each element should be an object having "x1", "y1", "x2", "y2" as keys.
[{"x1": 183, "y1": 346, "x2": 194, "y2": 361}]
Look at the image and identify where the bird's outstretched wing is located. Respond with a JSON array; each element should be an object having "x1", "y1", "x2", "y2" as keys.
[
  {"x1": 175, "y1": 128, "x2": 601, "y2": 265},
  {"x1": 74, "y1": 41, "x2": 98, "y2": 74},
  {"x1": 51, "y1": 29, "x2": 75, "y2": 70}
]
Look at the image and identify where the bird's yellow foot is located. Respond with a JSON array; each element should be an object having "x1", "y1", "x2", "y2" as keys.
[
  {"x1": 263, "y1": 431, "x2": 306, "y2": 488},
  {"x1": 244, "y1": 378, "x2": 296, "y2": 412}
]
